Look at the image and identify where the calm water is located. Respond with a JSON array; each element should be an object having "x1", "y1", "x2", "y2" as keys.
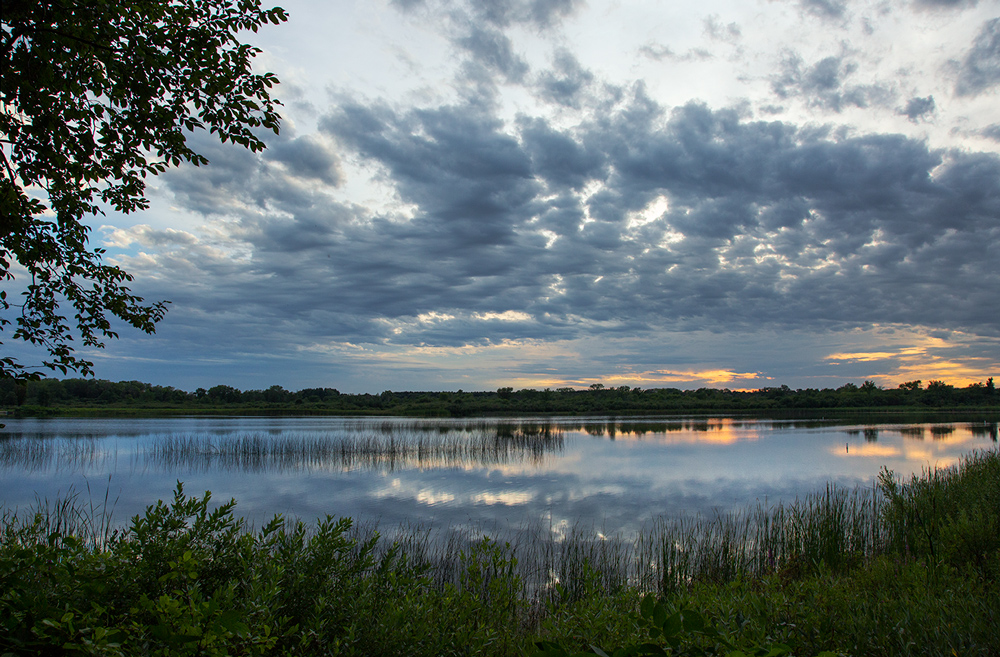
[{"x1": 1, "y1": 416, "x2": 996, "y2": 537}]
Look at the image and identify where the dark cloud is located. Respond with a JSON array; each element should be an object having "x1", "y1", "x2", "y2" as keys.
[
  {"x1": 981, "y1": 124, "x2": 1000, "y2": 141},
  {"x1": 390, "y1": 0, "x2": 425, "y2": 10},
  {"x1": 467, "y1": 0, "x2": 582, "y2": 29},
  {"x1": 518, "y1": 116, "x2": 606, "y2": 189},
  {"x1": 321, "y1": 102, "x2": 537, "y2": 233},
  {"x1": 773, "y1": 53, "x2": 895, "y2": 111},
  {"x1": 913, "y1": 0, "x2": 979, "y2": 9},
  {"x1": 264, "y1": 135, "x2": 341, "y2": 185},
  {"x1": 388, "y1": 1, "x2": 587, "y2": 100},
  {"x1": 140, "y1": 83, "x2": 1000, "y2": 359},
  {"x1": 955, "y1": 18, "x2": 1000, "y2": 97},
  {"x1": 799, "y1": 0, "x2": 848, "y2": 20},
  {"x1": 534, "y1": 50, "x2": 594, "y2": 108},
  {"x1": 457, "y1": 26, "x2": 530, "y2": 83},
  {"x1": 898, "y1": 95, "x2": 935, "y2": 121},
  {"x1": 391, "y1": 0, "x2": 582, "y2": 29}
]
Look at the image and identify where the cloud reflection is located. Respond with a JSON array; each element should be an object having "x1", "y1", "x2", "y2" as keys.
[{"x1": 1, "y1": 417, "x2": 995, "y2": 536}]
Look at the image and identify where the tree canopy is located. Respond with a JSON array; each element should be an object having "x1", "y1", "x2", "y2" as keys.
[{"x1": 1, "y1": 0, "x2": 288, "y2": 379}]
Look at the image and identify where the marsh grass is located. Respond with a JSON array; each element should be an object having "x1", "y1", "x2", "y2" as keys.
[
  {"x1": 0, "y1": 421, "x2": 564, "y2": 474},
  {"x1": 375, "y1": 448, "x2": 998, "y2": 609},
  {"x1": 147, "y1": 425, "x2": 565, "y2": 472},
  {"x1": 1, "y1": 475, "x2": 122, "y2": 551},
  {"x1": 0, "y1": 435, "x2": 110, "y2": 472}
]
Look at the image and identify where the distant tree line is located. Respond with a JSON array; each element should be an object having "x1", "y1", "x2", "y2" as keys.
[{"x1": 0, "y1": 377, "x2": 996, "y2": 416}]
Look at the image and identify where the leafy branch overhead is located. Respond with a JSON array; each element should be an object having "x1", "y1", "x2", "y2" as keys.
[{"x1": 1, "y1": 0, "x2": 288, "y2": 378}]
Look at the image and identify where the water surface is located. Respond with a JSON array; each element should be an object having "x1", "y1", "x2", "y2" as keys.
[{"x1": 1, "y1": 416, "x2": 995, "y2": 537}]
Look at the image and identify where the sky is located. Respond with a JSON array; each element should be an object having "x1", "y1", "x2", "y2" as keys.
[{"x1": 38, "y1": 0, "x2": 1000, "y2": 392}]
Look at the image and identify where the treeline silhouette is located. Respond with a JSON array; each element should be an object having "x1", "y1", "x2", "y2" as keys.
[{"x1": 1, "y1": 377, "x2": 996, "y2": 415}]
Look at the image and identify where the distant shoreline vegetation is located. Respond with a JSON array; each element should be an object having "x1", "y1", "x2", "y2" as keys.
[{"x1": 1, "y1": 377, "x2": 997, "y2": 418}]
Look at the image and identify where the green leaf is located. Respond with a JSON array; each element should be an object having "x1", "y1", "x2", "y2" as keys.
[
  {"x1": 662, "y1": 610, "x2": 682, "y2": 637},
  {"x1": 640, "y1": 593, "x2": 657, "y2": 620},
  {"x1": 682, "y1": 609, "x2": 705, "y2": 633}
]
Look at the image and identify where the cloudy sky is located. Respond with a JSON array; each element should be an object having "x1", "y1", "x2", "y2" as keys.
[{"x1": 72, "y1": 0, "x2": 1000, "y2": 392}]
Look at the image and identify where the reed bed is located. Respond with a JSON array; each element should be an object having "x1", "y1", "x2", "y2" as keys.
[
  {"x1": 632, "y1": 482, "x2": 884, "y2": 594},
  {"x1": 375, "y1": 479, "x2": 887, "y2": 605},
  {"x1": 0, "y1": 477, "x2": 122, "y2": 551},
  {"x1": 0, "y1": 435, "x2": 111, "y2": 472},
  {"x1": 144, "y1": 423, "x2": 565, "y2": 472},
  {"x1": 376, "y1": 448, "x2": 997, "y2": 605}
]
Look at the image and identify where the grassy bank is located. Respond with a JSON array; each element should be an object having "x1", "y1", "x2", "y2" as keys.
[{"x1": 2, "y1": 450, "x2": 997, "y2": 656}]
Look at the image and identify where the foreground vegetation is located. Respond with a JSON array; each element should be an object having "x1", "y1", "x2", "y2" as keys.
[
  {"x1": 2, "y1": 449, "x2": 998, "y2": 656},
  {"x1": 2, "y1": 376, "x2": 998, "y2": 417}
]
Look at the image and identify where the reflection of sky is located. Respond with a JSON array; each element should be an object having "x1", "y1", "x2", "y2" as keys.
[{"x1": 1, "y1": 417, "x2": 996, "y2": 537}]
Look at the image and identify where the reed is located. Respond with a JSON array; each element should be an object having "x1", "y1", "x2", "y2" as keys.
[
  {"x1": 0, "y1": 435, "x2": 108, "y2": 472},
  {"x1": 144, "y1": 424, "x2": 565, "y2": 472},
  {"x1": 1, "y1": 476, "x2": 121, "y2": 551},
  {"x1": 379, "y1": 448, "x2": 998, "y2": 604}
]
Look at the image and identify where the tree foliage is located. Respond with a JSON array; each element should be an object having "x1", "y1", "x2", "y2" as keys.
[
  {"x1": 3, "y1": 376, "x2": 997, "y2": 415},
  {"x1": 1, "y1": 0, "x2": 288, "y2": 378}
]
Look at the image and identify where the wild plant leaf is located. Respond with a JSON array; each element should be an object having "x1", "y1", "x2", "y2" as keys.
[
  {"x1": 640, "y1": 593, "x2": 656, "y2": 619},
  {"x1": 662, "y1": 610, "x2": 682, "y2": 637},
  {"x1": 681, "y1": 609, "x2": 705, "y2": 633}
]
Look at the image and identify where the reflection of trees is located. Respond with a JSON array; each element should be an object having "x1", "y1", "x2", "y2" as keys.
[
  {"x1": 969, "y1": 423, "x2": 998, "y2": 442},
  {"x1": 574, "y1": 419, "x2": 749, "y2": 438},
  {"x1": 930, "y1": 426, "x2": 956, "y2": 439}
]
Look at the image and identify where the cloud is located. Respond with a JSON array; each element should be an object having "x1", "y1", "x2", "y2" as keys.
[
  {"x1": 898, "y1": 95, "x2": 935, "y2": 121},
  {"x1": 638, "y1": 43, "x2": 713, "y2": 63},
  {"x1": 954, "y1": 18, "x2": 1000, "y2": 97},
  {"x1": 824, "y1": 332, "x2": 999, "y2": 388},
  {"x1": 391, "y1": 0, "x2": 582, "y2": 30},
  {"x1": 264, "y1": 135, "x2": 342, "y2": 185},
  {"x1": 76, "y1": 0, "x2": 998, "y2": 391},
  {"x1": 772, "y1": 53, "x2": 896, "y2": 112},
  {"x1": 465, "y1": 0, "x2": 582, "y2": 29},
  {"x1": 912, "y1": 0, "x2": 979, "y2": 9},
  {"x1": 134, "y1": 83, "x2": 1000, "y2": 366},
  {"x1": 456, "y1": 25, "x2": 530, "y2": 83},
  {"x1": 703, "y1": 15, "x2": 742, "y2": 44},
  {"x1": 981, "y1": 124, "x2": 1000, "y2": 141},
  {"x1": 798, "y1": 0, "x2": 849, "y2": 20},
  {"x1": 517, "y1": 116, "x2": 606, "y2": 189},
  {"x1": 534, "y1": 49, "x2": 594, "y2": 108}
]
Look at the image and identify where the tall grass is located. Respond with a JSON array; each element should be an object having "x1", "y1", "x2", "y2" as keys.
[
  {"x1": 385, "y1": 448, "x2": 998, "y2": 605},
  {"x1": 1, "y1": 476, "x2": 122, "y2": 551}
]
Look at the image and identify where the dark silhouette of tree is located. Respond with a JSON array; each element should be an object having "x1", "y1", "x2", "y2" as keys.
[{"x1": 2, "y1": 0, "x2": 288, "y2": 379}]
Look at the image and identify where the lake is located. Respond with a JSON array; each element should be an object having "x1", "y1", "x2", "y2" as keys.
[{"x1": 1, "y1": 415, "x2": 996, "y2": 538}]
